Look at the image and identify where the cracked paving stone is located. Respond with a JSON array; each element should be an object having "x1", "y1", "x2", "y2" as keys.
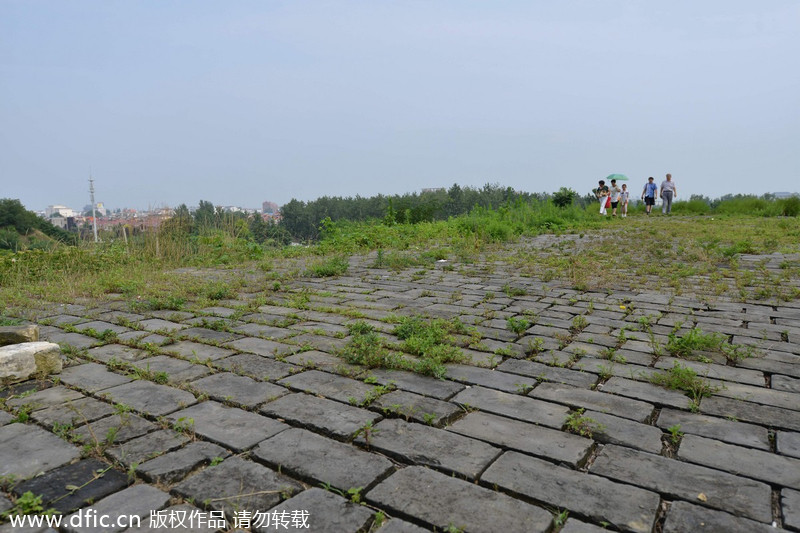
[
  {"x1": 601, "y1": 377, "x2": 691, "y2": 410},
  {"x1": 106, "y1": 428, "x2": 190, "y2": 467},
  {"x1": 73, "y1": 413, "x2": 157, "y2": 445},
  {"x1": 590, "y1": 444, "x2": 772, "y2": 522},
  {"x1": 59, "y1": 362, "x2": 133, "y2": 393},
  {"x1": 444, "y1": 364, "x2": 538, "y2": 393},
  {"x1": 137, "y1": 318, "x2": 188, "y2": 333},
  {"x1": 252, "y1": 427, "x2": 394, "y2": 491},
  {"x1": 278, "y1": 369, "x2": 377, "y2": 404},
  {"x1": 559, "y1": 520, "x2": 611, "y2": 533},
  {"x1": 783, "y1": 489, "x2": 800, "y2": 531},
  {"x1": 359, "y1": 418, "x2": 500, "y2": 479},
  {"x1": 662, "y1": 501, "x2": 775, "y2": 533},
  {"x1": 370, "y1": 390, "x2": 461, "y2": 426},
  {"x1": 100, "y1": 380, "x2": 197, "y2": 417},
  {"x1": 32, "y1": 396, "x2": 116, "y2": 429},
  {"x1": 72, "y1": 321, "x2": 130, "y2": 335},
  {"x1": 167, "y1": 401, "x2": 288, "y2": 451},
  {"x1": 284, "y1": 350, "x2": 364, "y2": 375},
  {"x1": 177, "y1": 327, "x2": 242, "y2": 344},
  {"x1": 13, "y1": 458, "x2": 128, "y2": 513},
  {"x1": 701, "y1": 395, "x2": 800, "y2": 432},
  {"x1": 226, "y1": 337, "x2": 297, "y2": 357},
  {"x1": 447, "y1": 411, "x2": 593, "y2": 468},
  {"x1": 188, "y1": 372, "x2": 289, "y2": 408},
  {"x1": 136, "y1": 441, "x2": 231, "y2": 484},
  {"x1": 160, "y1": 340, "x2": 235, "y2": 361},
  {"x1": 656, "y1": 408, "x2": 770, "y2": 450},
  {"x1": 87, "y1": 344, "x2": 148, "y2": 363},
  {"x1": 778, "y1": 431, "x2": 800, "y2": 459},
  {"x1": 6, "y1": 386, "x2": 84, "y2": 411},
  {"x1": 363, "y1": 368, "x2": 464, "y2": 400},
  {"x1": 213, "y1": 352, "x2": 299, "y2": 381},
  {"x1": 43, "y1": 331, "x2": 100, "y2": 349},
  {"x1": 452, "y1": 386, "x2": 570, "y2": 429},
  {"x1": 586, "y1": 410, "x2": 663, "y2": 454},
  {"x1": 260, "y1": 393, "x2": 381, "y2": 440},
  {"x1": 63, "y1": 485, "x2": 171, "y2": 533},
  {"x1": 481, "y1": 451, "x2": 660, "y2": 533},
  {"x1": 678, "y1": 433, "x2": 800, "y2": 490},
  {"x1": 497, "y1": 358, "x2": 597, "y2": 389},
  {"x1": 131, "y1": 355, "x2": 212, "y2": 384},
  {"x1": 121, "y1": 503, "x2": 218, "y2": 533},
  {"x1": 173, "y1": 457, "x2": 303, "y2": 520},
  {"x1": 257, "y1": 488, "x2": 373, "y2": 533},
  {"x1": 530, "y1": 382, "x2": 656, "y2": 422},
  {"x1": 0, "y1": 423, "x2": 81, "y2": 480},
  {"x1": 367, "y1": 465, "x2": 552, "y2": 533}
]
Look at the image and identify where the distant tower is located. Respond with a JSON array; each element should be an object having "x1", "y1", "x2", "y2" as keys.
[{"x1": 89, "y1": 175, "x2": 98, "y2": 243}]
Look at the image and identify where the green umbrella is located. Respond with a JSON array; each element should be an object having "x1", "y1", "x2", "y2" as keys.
[{"x1": 605, "y1": 173, "x2": 628, "y2": 181}]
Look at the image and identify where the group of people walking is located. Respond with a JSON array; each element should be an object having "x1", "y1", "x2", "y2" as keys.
[{"x1": 594, "y1": 174, "x2": 677, "y2": 216}]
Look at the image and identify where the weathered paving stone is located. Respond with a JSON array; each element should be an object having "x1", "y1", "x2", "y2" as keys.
[
  {"x1": 0, "y1": 494, "x2": 11, "y2": 514},
  {"x1": 100, "y1": 380, "x2": 197, "y2": 416},
  {"x1": 372, "y1": 390, "x2": 461, "y2": 426},
  {"x1": 447, "y1": 411, "x2": 593, "y2": 467},
  {"x1": 72, "y1": 320, "x2": 130, "y2": 335},
  {"x1": 214, "y1": 353, "x2": 299, "y2": 380},
  {"x1": 0, "y1": 410, "x2": 12, "y2": 425},
  {"x1": 231, "y1": 322, "x2": 295, "y2": 339},
  {"x1": 260, "y1": 393, "x2": 381, "y2": 440},
  {"x1": 713, "y1": 381, "x2": 800, "y2": 412},
  {"x1": 286, "y1": 332, "x2": 349, "y2": 353},
  {"x1": 678, "y1": 433, "x2": 800, "y2": 490},
  {"x1": 45, "y1": 331, "x2": 101, "y2": 350},
  {"x1": 41, "y1": 314, "x2": 85, "y2": 326},
  {"x1": 284, "y1": 349, "x2": 363, "y2": 375},
  {"x1": 497, "y1": 358, "x2": 597, "y2": 388},
  {"x1": 654, "y1": 357, "x2": 764, "y2": 386},
  {"x1": 177, "y1": 327, "x2": 242, "y2": 344},
  {"x1": 656, "y1": 408, "x2": 770, "y2": 450},
  {"x1": 662, "y1": 501, "x2": 775, "y2": 533},
  {"x1": 95, "y1": 310, "x2": 145, "y2": 323},
  {"x1": 137, "y1": 318, "x2": 188, "y2": 333},
  {"x1": 701, "y1": 395, "x2": 800, "y2": 432},
  {"x1": 121, "y1": 503, "x2": 217, "y2": 532},
  {"x1": 452, "y1": 386, "x2": 570, "y2": 429},
  {"x1": 601, "y1": 377, "x2": 691, "y2": 409},
  {"x1": 590, "y1": 444, "x2": 772, "y2": 522},
  {"x1": 131, "y1": 355, "x2": 212, "y2": 384},
  {"x1": 368, "y1": 465, "x2": 552, "y2": 532},
  {"x1": 783, "y1": 488, "x2": 800, "y2": 531},
  {"x1": 481, "y1": 451, "x2": 660, "y2": 533},
  {"x1": 88, "y1": 344, "x2": 148, "y2": 363},
  {"x1": 560, "y1": 520, "x2": 610, "y2": 533},
  {"x1": 372, "y1": 519, "x2": 429, "y2": 533},
  {"x1": 63, "y1": 484, "x2": 171, "y2": 533},
  {"x1": 188, "y1": 372, "x2": 288, "y2": 408},
  {"x1": 106, "y1": 428, "x2": 190, "y2": 467},
  {"x1": 59, "y1": 362, "x2": 133, "y2": 392},
  {"x1": 0, "y1": 423, "x2": 81, "y2": 479},
  {"x1": 148, "y1": 310, "x2": 195, "y2": 321},
  {"x1": 364, "y1": 368, "x2": 464, "y2": 400},
  {"x1": 278, "y1": 369, "x2": 376, "y2": 404},
  {"x1": 360, "y1": 418, "x2": 500, "y2": 479},
  {"x1": 444, "y1": 364, "x2": 538, "y2": 393},
  {"x1": 226, "y1": 336, "x2": 297, "y2": 357},
  {"x1": 585, "y1": 410, "x2": 664, "y2": 453},
  {"x1": 173, "y1": 457, "x2": 303, "y2": 520},
  {"x1": 160, "y1": 340, "x2": 235, "y2": 361},
  {"x1": 13, "y1": 458, "x2": 128, "y2": 513},
  {"x1": 73, "y1": 413, "x2": 157, "y2": 445},
  {"x1": 167, "y1": 401, "x2": 288, "y2": 452},
  {"x1": 778, "y1": 431, "x2": 800, "y2": 459},
  {"x1": 773, "y1": 374, "x2": 800, "y2": 392},
  {"x1": 253, "y1": 428, "x2": 394, "y2": 491},
  {"x1": 257, "y1": 488, "x2": 373, "y2": 533},
  {"x1": 198, "y1": 306, "x2": 238, "y2": 317},
  {"x1": 32, "y1": 396, "x2": 116, "y2": 428},
  {"x1": 530, "y1": 382, "x2": 655, "y2": 422},
  {"x1": 136, "y1": 441, "x2": 231, "y2": 484},
  {"x1": 7, "y1": 385, "x2": 83, "y2": 411}
]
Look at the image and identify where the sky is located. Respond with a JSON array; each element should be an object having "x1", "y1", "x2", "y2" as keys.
[{"x1": 1, "y1": 1, "x2": 798, "y2": 212}]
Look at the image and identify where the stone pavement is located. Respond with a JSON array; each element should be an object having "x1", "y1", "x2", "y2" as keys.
[{"x1": 2, "y1": 247, "x2": 800, "y2": 532}]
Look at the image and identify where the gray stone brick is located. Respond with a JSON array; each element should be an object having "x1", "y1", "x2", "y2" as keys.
[
  {"x1": 663, "y1": 501, "x2": 774, "y2": 533},
  {"x1": 530, "y1": 382, "x2": 655, "y2": 422},
  {"x1": 214, "y1": 353, "x2": 299, "y2": 380},
  {"x1": 0, "y1": 423, "x2": 81, "y2": 480},
  {"x1": 59, "y1": 362, "x2": 133, "y2": 392},
  {"x1": 136, "y1": 441, "x2": 230, "y2": 484},
  {"x1": 656, "y1": 408, "x2": 770, "y2": 450},
  {"x1": 188, "y1": 372, "x2": 288, "y2": 408},
  {"x1": 372, "y1": 390, "x2": 461, "y2": 426},
  {"x1": 260, "y1": 393, "x2": 381, "y2": 440},
  {"x1": 367, "y1": 466, "x2": 553, "y2": 533},
  {"x1": 258, "y1": 488, "x2": 373, "y2": 533},
  {"x1": 482, "y1": 451, "x2": 660, "y2": 533},
  {"x1": 100, "y1": 380, "x2": 196, "y2": 416},
  {"x1": 452, "y1": 385, "x2": 570, "y2": 429},
  {"x1": 279, "y1": 369, "x2": 376, "y2": 404}
]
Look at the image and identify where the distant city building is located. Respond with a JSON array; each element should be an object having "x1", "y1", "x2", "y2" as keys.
[
  {"x1": 45, "y1": 204, "x2": 76, "y2": 218},
  {"x1": 262, "y1": 201, "x2": 279, "y2": 214}
]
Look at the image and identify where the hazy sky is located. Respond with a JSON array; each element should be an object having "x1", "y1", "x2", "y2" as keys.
[{"x1": 2, "y1": 1, "x2": 798, "y2": 212}]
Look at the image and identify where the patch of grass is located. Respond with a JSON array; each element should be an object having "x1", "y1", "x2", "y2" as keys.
[
  {"x1": 648, "y1": 362, "x2": 720, "y2": 408},
  {"x1": 506, "y1": 316, "x2": 531, "y2": 336},
  {"x1": 305, "y1": 255, "x2": 349, "y2": 277},
  {"x1": 563, "y1": 408, "x2": 605, "y2": 438}
]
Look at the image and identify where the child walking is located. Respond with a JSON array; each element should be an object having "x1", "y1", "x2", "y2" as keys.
[{"x1": 620, "y1": 184, "x2": 629, "y2": 217}]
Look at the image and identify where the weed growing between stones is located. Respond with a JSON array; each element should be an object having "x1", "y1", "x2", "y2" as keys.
[
  {"x1": 648, "y1": 362, "x2": 721, "y2": 410},
  {"x1": 563, "y1": 408, "x2": 605, "y2": 438}
]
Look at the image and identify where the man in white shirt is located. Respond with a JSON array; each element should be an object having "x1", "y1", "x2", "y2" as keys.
[{"x1": 660, "y1": 174, "x2": 677, "y2": 214}]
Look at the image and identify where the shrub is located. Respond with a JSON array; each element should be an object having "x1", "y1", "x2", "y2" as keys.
[{"x1": 552, "y1": 187, "x2": 577, "y2": 208}]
